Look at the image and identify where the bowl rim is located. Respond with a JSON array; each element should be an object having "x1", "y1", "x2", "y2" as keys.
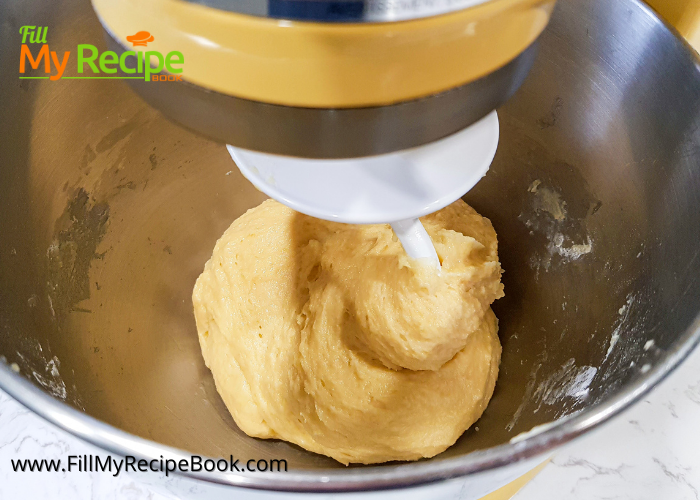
[{"x1": 1, "y1": 316, "x2": 698, "y2": 492}]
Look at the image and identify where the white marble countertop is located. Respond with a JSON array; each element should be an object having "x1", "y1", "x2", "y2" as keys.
[{"x1": 1, "y1": 344, "x2": 698, "y2": 500}]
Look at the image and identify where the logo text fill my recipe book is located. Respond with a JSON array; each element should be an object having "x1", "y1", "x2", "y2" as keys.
[{"x1": 19, "y1": 26, "x2": 183, "y2": 81}]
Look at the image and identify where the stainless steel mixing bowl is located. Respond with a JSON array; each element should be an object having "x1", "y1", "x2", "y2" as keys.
[{"x1": 1, "y1": 0, "x2": 699, "y2": 493}]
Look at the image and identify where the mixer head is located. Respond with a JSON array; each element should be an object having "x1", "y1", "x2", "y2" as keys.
[{"x1": 92, "y1": 0, "x2": 554, "y2": 158}]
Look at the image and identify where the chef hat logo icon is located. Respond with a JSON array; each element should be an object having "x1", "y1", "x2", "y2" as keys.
[{"x1": 126, "y1": 31, "x2": 155, "y2": 47}]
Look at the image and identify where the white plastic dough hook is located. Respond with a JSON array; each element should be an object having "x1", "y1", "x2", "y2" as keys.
[
  {"x1": 227, "y1": 112, "x2": 500, "y2": 268},
  {"x1": 390, "y1": 219, "x2": 441, "y2": 270}
]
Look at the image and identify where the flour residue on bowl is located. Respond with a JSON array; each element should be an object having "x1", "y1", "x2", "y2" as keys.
[
  {"x1": 16, "y1": 352, "x2": 68, "y2": 400},
  {"x1": 533, "y1": 358, "x2": 597, "y2": 408},
  {"x1": 547, "y1": 232, "x2": 592, "y2": 260},
  {"x1": 605, "y1": 293, "x2": 636, "y2": 360},
  {"x1": 519, "y1": 179, "x2": 594, "y2": 276},
  {"x1": 603, "y1": 291, "x2": 658, "y2": 367},
  {"x1": 32, "y1": 356, "x2": 67, "y2": 400},
  {"x1": 528, "y1": 179, "x2": 567, "y2": 221},
  {"x1": 14, "y1": 339, "x2": 76, "y2": 404},
  {"x1": 506, "y1": 357, "x2": 597, "y2": 432}
]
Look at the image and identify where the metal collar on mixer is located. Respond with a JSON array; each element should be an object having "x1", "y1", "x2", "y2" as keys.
[
  {"x1": 184, "y1": 0, "x2": 494, "y2": 22},
  {"x1": 105, "y1": 31, "x2": 537, "y2": 157}
]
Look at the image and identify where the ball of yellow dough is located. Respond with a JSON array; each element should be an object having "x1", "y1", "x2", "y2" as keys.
[{"x1": 193, "y1": 199, "x2": 504, "y2": 464}]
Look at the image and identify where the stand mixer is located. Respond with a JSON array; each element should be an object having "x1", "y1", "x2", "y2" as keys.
[
  {"x1": 92, "y1": 0, "x2": 556, "y2": 267},
  {"x1": 3, "y1": 0, "x2": 700, "y2": 497}
]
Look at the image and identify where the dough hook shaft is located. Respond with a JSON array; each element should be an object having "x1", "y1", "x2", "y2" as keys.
[{"x1": 391, "y1": 219, "x2": 441, "y2": 270}]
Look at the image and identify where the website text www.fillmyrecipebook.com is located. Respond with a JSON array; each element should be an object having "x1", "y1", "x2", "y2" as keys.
[{"x1": 10, "y1": 454, "x2": 288, "y2": 477}]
